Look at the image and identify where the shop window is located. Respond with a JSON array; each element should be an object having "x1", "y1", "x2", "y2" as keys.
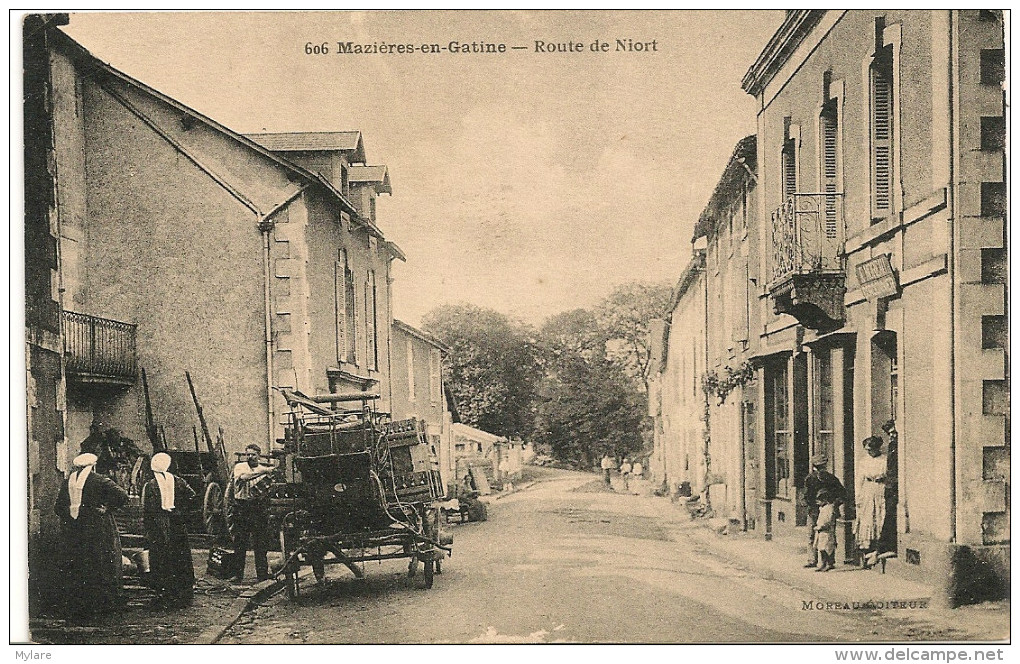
[
  {"x1": 814, "y1": 351, "x2": 835, "y2": 457},
  {"x1": 767, "y1": 361, "x2": 792, "y2": 499}
]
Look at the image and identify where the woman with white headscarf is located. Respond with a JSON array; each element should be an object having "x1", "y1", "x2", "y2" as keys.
[
  {"x1": 54, "y1": 452, "x2": 129, "y2": 617},
  {"x1": 142, "y1": 452, "x2": 197, "y2": 608}
]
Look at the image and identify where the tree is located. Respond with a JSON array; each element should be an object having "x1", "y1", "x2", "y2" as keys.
[
  {"x1": 594, "y1": 281, "x2": 673, "y2": 388},
  {"x1": 533, "y1": 310, "x2": 645, "y2": 467},
  {"x1": 422, "y1": 304, "x2": 540, "y2": 439}
]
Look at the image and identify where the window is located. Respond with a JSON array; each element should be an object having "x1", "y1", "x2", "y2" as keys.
[
  {"x1": 980, "y1": 49, "x2": 1005, "y2": 86},
  {"x1": 336, "y1": 249, "x2": 357, "y2": 365},
  {"x1": 981, "y1": 248, "x2": 1007, "y2": 284},
  {"x1": 781, "y1": 128, "x2": 797, "y2": 201},
  {"x1": 429, "y1": 348, "x2": 441, "y2": 403},
  {"x1": 370, "y1": 196, "x2": 377, "y2": 222},
  {"x1": 814, "y1": 351, "x2": 834, "y2": 458},
  {"x1": 981, "y1": 182, "x2": 1007, "y2": 217},
  {"x1": 981, "y1": 116, "x2": 1006, "y2": 151},
  {"x1": 870, "y1": 46, "x2": 894, "y2": 222},
  {"x1": 365, "y1": 270, "x2": 378, "y2": 371},
  {"x1": 406, "y1": 338, "x2": 416, "y2": 402},
  {"x1": 982, "y1": 315, "x2": 1008, "y2": 349},
  {"x1": 768, "y1": 361, "x2": 792, "y2": 499}
]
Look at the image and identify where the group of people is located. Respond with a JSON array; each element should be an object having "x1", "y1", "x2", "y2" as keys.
[
  {"x1": 803, "y1": 424, "x2": 897, "y2": 572},
  {"x1": 600, "y1": 454, "x2": 644, "y2": 492},
  {"x1": 54, "y1": 442, "x2": 277, "y2": 617}
]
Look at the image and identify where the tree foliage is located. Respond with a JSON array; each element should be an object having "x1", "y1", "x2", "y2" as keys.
[
  {"x1": 421, "y1": 281, "x2": 670, "y2": 468},
  {"x1": 594, "y1": 281, "x2": 673, "y2": 388},
  {"x1": 422, "y1": 304, "x2": 540, "y2": 439}
]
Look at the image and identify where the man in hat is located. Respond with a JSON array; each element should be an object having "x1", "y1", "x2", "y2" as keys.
[
  {"x1": 143, "y1": 452, "x2": 197, "y2": 608},
  {"x1": 802, "y1": 452, "x2": 846, "y2": 568},
  {"x1": 226, "y1": 444, "x2": 276, "y2": 582},
  {"x1": 54, "y1": 452, "x2": 130, "y2": 617}
]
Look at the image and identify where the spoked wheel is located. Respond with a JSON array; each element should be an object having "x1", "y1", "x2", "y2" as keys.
[
  {"x1": 280, "y1": 528, "x2": 299, "y2": 599},
  {"x1": 203, "y1": 482, "x2": 226, "y2": 537}
]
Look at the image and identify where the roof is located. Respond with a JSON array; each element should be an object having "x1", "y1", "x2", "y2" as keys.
[
  {"x1": 452, "y1": 423, "x2": 505, "y2": 445},
  {"x1": 741, "y1": 10, "x2": 828, "y2": 97},
  {"x1": 393, "y1": 319, "x2": 449, "y2": 352},
  {"x1": 50, "y1": 28, "x2": 369, "y2": 225},
  {"x1": 244, "y1": 131, "x2": 366, "y2": 162},
  {"x1": 349, "y1": 165, "x2": 392, "y2": 194},
  {"x1": 692, "y1": 135, "x2": 756, "y2": 242},
  {"x1": 667, "y1": 250, "x2": 706, "y2": 314}
]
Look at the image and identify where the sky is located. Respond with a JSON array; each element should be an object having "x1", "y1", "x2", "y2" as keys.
[{"x1": 62, "y1": 10, "x2": 784, "y2": 327}]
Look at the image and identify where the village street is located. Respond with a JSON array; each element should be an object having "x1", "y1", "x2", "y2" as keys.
[{"x1": 217, "y1": 469, "x2": 1004, "y2": 644}]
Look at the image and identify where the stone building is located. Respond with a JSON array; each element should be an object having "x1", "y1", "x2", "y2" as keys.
[
  {"x1": 390, "y1": 319, "x2": 455, "y2": 488},
  {"x1": 741, "y1": 10, "x2": 1007, "y2": 603},
  {"x1": 649, "y1": 251, "x2": 707, "y2": 498},
  {"x1": 24, "y1": 20, "x2": 403, "y2": 601},
  {"x1": 692, "y1": 136, "x2": 760, "y2": 526}
]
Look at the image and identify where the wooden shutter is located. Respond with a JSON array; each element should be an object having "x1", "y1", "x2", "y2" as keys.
[
  {"x1": 344, "y1": 253, "x2": 357, "y2": 365},
  {"x1": 782, "y1": 139, "x2": 797, "y2": 201},
  {"x1": 335, "y1": 258, "x2": 347, "y2": 364},
  {"x1": 406, "y1": 338, "x2": 416, "y2": 401},
  {"x1": 821, "y1": 108, "x2": 839, "y2": 238},
  {"x1": 365, "y1": 271, "x2": 377, "y2": 371},
  {"x1": 429, "y1": 348, "x2": 441, "y2": 402},
  {"x1": 871, "y1": 53, "x2": 893, "y2": 220}
]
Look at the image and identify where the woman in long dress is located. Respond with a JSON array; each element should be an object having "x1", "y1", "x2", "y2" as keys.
[
  {"x1": 55, "y1": 452, "x2": 129, "y2": 617},
  {"x1": 143, "y1": 452, "x2": 197, "y2": 608},
  {"x1": 853, "y1": 436, "x2": 887, "y2": 569}
]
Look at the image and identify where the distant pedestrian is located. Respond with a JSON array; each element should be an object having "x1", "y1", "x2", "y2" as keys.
[
  {"x1": 619, "y1": 458, "x2": 632, "y2": 491},
  {"x1": 600, "y1": 454, "x2": 614, "y2": 486},
  {"x1": 803, "y1": 453, "x2": 845, "y2": 568},
  {"x1": 55, "y1": 452, "x2": 129, "y2": 617},
  {"x1": 142, "y1": 452, "x2": 197, "y2": 608},
  {"x1": 813, "y1": 489, "x2": 839, "y2": 572},
  {"x1": 631, "y1": 460, "x2": 643, "y2": 494}
]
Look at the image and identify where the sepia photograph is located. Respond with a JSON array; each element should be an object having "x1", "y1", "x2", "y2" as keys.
[{"x1": 15, "y1": 9, "x2": 1011, "y2": 650}]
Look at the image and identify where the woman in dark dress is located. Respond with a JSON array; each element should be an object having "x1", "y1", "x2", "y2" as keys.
[
  {"x1": 142, "y1": 452, "x2": 197, "y2": 608},
  {"x1": 55, "y1": 452, "x2": 130, "y2": 617}
]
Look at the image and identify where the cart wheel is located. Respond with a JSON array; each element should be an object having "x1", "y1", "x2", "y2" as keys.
[
  {"x1": 203, "y1": 482, "x2": 226, "y2": 537},
  {"x1": 280, "y1": 527, "x2": 299, "y2": 599},
  {"x1": 423, "y1": 559, "x2": 434, "y2": 589},
  {"x1": 407, "y1": 556, "x2": 419, "y2": 579}
]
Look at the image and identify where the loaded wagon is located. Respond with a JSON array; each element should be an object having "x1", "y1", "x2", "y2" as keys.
[{"x1": 267, "y1": 390, "x2": 451, "y2": 598}]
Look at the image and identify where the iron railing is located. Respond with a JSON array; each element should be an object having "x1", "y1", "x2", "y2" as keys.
[
  {"x1": 769, "y1": 192, "x2": 845, "y2": 286},
  {"x1": 63, "y1": 311, "x2": 138, "y2": 381}
]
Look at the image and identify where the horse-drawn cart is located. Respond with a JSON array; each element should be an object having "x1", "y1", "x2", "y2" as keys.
[{"x1": 267, "y1": 390, "x2": 451, "y2": 598}]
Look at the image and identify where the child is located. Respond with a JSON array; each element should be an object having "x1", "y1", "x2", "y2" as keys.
[{"x1": 813, "y1": 489, "x2": 839, "y2": 572}]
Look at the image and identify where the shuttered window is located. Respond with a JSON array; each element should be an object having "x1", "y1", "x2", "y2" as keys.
[
  {"x1": 406, "y1": 338, "x2": 416, "y2": 402},
  {"x1": 429, "y1": 348, "x2": 441, "y2": 403},
  {"x1": 781, "y1": 138, "x2": 797, "y2": 201},
  {"x1": 335, "y1": 257, "x2": 347, "y2": 365},
  {"x1": 870, "y1": 49, "x2": 893, "y2": 222},
  {"x1": 820, "y1": 103, "x2": 839, "y2": 239},
  {"x1": 365, "y1": 270, "x2": 378, "y2": 371}
]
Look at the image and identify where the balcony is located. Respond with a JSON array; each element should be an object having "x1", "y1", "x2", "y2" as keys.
[
  {"x1": 63, "y1": 311, "x2": 138, "y2": 386},
  {"x1": 768, "y1": 193, "x2": 846, "y2": 330}
]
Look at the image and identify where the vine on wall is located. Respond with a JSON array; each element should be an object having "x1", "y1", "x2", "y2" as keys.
[{"x1": 700, "y1": 360, "x2": 755, "y2": 405}]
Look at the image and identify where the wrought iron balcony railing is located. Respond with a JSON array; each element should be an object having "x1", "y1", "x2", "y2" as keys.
[
  {"x1": 769, "y1": 192, "x2": 845, "y2": 287},
  {"x1": 63, "y1": 311, "x2": 138, "y2": 384}
]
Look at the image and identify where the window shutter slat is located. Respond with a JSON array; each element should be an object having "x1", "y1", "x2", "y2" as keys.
[
  {"x1": 335, "y1": 260, "x2": 347, "y2": 364},
  {"x1": 871, "y1": 56, "x2": 893, "y2": 219},
  {"x1": 822, "y1": 112, "x2": 839, "y2": 238}
]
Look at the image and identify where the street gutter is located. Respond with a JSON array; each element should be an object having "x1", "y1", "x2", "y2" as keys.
[{"x1": 197, "y1": 567, "x2": 317, "y2": 644}]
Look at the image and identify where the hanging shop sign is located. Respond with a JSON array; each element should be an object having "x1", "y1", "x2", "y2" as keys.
[{"x1": 855, "y1": 254, "x2": 900, "y2": 301}]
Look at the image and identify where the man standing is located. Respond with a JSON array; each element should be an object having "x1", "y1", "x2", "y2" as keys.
[
  {"x1": 227, "y1": 444, "x2": 276, "y2": 582},
  {"x1": 619, "y1": 457, "x2": 632, "y2": 492},
  {"x1": 54, "y1": 452, "x2": 129, "y2": 617},
  {"x1": 600, "y1": 454, "x2": 614, "y2": 487},
  {"x1": 803, "y1": 452, "x2": 846, "y2": 568}
]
